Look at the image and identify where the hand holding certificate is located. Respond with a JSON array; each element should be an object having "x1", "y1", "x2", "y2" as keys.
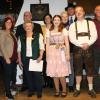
[{"x1": 29, "y1": 59, "x2": 43, "y2": 72}]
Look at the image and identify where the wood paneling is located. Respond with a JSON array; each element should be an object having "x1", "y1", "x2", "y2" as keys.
[{"x1": 75, "y1": 0, "x2": 100, "y2": 14}]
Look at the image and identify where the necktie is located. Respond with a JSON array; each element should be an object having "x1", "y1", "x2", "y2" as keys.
[{"x1": 69, "y1": 17, "x2": 73, "y2": 25}]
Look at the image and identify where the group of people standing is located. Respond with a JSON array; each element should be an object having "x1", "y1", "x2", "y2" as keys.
[{"x1": 0, "y1": 4, "x2": 100, "y2": 100}]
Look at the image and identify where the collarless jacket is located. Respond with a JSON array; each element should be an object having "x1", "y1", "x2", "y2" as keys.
[{"x1": 0, "y1": 30, "x2": 17, "y2": 60}]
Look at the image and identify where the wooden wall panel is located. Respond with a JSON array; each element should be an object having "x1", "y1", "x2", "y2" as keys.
[{"x1": 75, "y1": 0, "x2": 100, "y2": 14}]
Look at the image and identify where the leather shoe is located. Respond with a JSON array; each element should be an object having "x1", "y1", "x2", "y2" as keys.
[
  {"x1": 54, "y1": 92, "x2": 60, "y2": 97},
  {"x1": 88, "y1": 89, "x2": 96, "y2": 98},
  {"x1": 37, "y1": 94, "x2": 42, "y2": 98},
  {"x1": 73, "y1": 90, "x2": 80, "y2": 97},
  {"x1": 27, "y1": 92, "x2": 34, "y2": 97},
  {"x1": 6, "y1": 93, "x2": 14, "y2": 99},
  {"x1": 69, "y1": 86, "x2": 74, "y2": 92},
  {"x1": 61, "y1": 92, "x2": 67, "y2": 97}
]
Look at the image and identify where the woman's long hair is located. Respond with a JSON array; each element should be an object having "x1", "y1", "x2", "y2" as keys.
[
  {"x1": 2, "y1": 17, "x2": 14, "y2": 32},
  {"x1": 50, "y1": 15, "x2": 63, "y2": 32}
]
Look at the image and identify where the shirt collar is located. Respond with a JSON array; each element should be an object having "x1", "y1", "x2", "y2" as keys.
[{"x1": 69, "y1": 15, "x2": 75, "y2": 20}]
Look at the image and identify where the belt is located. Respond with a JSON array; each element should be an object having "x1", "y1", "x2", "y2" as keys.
[
  {"x1": 50, "y1": 43, "x2": 65, "y2": 49},
  {"x1": 77, "y1": 32, "x2": 89, "y2": 37}
]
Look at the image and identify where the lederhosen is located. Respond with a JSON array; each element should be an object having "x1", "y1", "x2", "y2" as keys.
[{"x1": 73, "y1": 20, "x2": 94, "y2": 76}]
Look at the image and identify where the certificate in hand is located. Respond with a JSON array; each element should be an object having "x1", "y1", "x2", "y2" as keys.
[{"x1": 29, "y1": 59, "x2": 43, "y2": 72}]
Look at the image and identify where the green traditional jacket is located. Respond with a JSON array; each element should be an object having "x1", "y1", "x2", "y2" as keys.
[{"x1": 20, "y1": 32, "x2": 40, "y2": 63}]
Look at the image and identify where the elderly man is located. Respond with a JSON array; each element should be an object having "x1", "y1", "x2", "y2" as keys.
[
  {"x1": 69, "y1": 6, "x2": 97, "y2": 98},
  {"x1": 16, "y1": 11, "x2": 43, "y2": 38}
]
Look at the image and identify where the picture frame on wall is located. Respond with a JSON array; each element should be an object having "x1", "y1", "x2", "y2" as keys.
[{"x1": 30, "y1": 4, "x2": 49, "y2": 21}]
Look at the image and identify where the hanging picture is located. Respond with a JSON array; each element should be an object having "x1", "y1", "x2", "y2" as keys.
[{"x1": 30, "y1": 4, "x2": 49, "y2": 21}]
